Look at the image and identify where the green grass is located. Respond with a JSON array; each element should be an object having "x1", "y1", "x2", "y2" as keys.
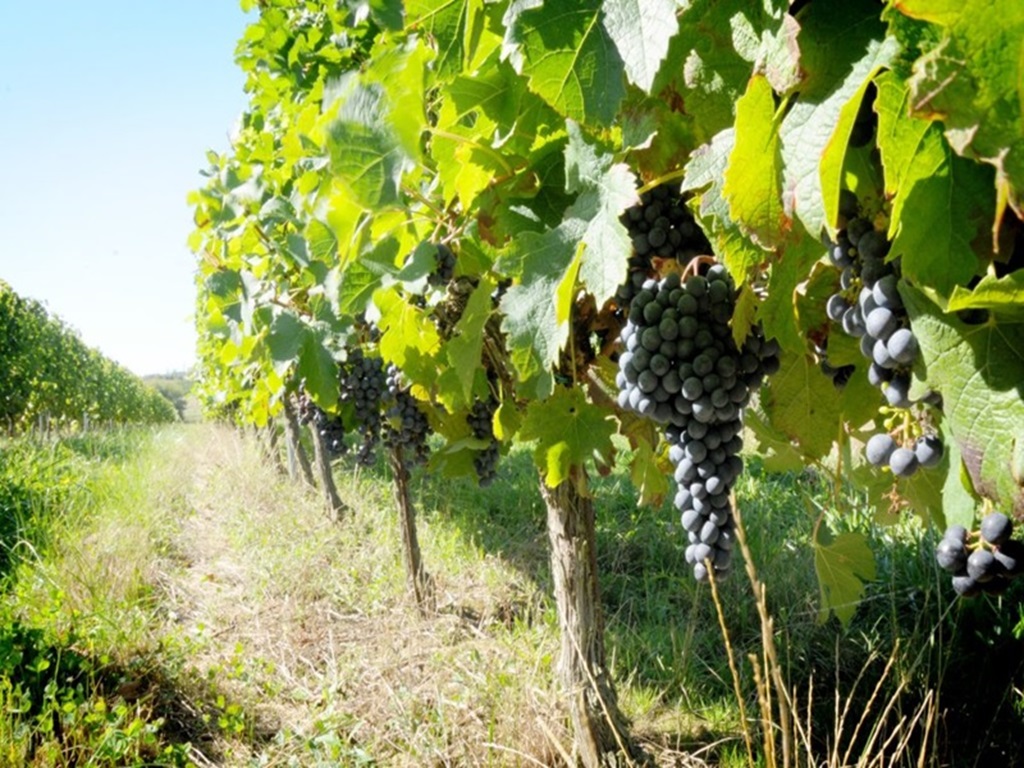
[{"x1": 1, "y1": 425, "x2": 1022, "y2": 766}]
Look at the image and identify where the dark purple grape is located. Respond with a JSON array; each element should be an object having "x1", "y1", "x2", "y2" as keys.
[
  {"x1": 858, "y1": 230, "x2": 890, "y2": 261},
  {"x1": 866, "y1": 307, "x2": 897, "y2": 340},
  {"x1": 827, "y1": 294, "x2": 850, "y2": 322},
  {"x1": 980, "y1": 512, "x2": 1013, "y2": 547},
  {"x1": 889, "y1": 447, "x2": 919, "y2": 477},
  {"x1": 871, "y1": 274, "x2": 901, "y2": 308},
  {"x1": 966, "y1": 549, "x2": 1000, "y2": 582},
  {"x1": 886, "y1": 328, "x2": 917, "y2": 365},
  {"x1": 952, "y1": 573, "x2": 981, "y2": 597},
  {"x1": 914, "y1": 434, "x2": 943, "y2": 468},
  {"x1": 865, "y1": 433, "x2": 896, "y2": 467},
  {"x1": 944, "y1": 525, "x2": 968, "y2": 544},
  {"x1": 884, "y1": 375, "x2": 911, "y2": 408},
  {"x1": 935, "y1": 538, "x2": 967, "y2": 574},
  {"x1": 994, "y1": 539, "x2": 1024, "y2": 578}
]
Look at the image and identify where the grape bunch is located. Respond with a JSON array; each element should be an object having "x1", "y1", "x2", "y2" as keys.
[
  {"x1": 295, "y1": 391, "x2": 347, "y2": 458},
  {"x1": 822, "y1": 213, "x2": 943, "y2": 470},
  {"x1": 295, "y1": 390, "x2": 317, "y2": 426},
  {"x1": 936, "y1": 512, "x2": 1024, "y2": 597},
  {"x1": 428, "y1": 243, "x2": 457, "y2": 288},
  {"x1": 381, "y1": 365, "x2": 431, "y2": 466},
  {"x1": 614, "y1": 266, "x2": 779, "y2": 581},
  {"x1": 339, "y1": 349, "x2": 388, "y2": 465},
  {"x1": 466, "y1": 397, "x2": 500, "y2": 487},
  {"x1": 865, "y1": 432, "x2": 943, "y2": 478},
  {"x1": 615, "y1": 185, "x2": 713, "y2": 309}
]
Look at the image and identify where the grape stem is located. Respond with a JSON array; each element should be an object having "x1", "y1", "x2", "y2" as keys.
[
  {"x1": 680, "y1": 255, "x2": 718, "y2": 280},
  {"x1": 635, "y1": 168, "x2": 688, "y2": 198}
]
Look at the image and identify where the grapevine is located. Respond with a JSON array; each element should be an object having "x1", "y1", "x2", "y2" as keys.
[{"x1": 188, "y1": 1, "x2": 1024, "y2": 762}]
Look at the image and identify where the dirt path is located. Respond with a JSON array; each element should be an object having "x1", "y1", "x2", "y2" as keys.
[{"x1": 150, "y1": 425, "x2": 566, "y2": 767}]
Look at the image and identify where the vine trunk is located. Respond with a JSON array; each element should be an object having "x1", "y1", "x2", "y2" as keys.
[
  {"x1": 540, "y1": 465, "x2": 639, "y2": 767},
  {"x1": 282, "y1": 399, "x2": 315, "y2": 487},
  {"x1": 387, "y1": 444, "x2": 432, "y2": 614},
  {"x1": 307, "y1": 423, "x2": 346, "y2": 521}
]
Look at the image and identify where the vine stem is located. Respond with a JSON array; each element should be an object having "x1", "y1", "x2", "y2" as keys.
[
  {"x1": 680, "y1": 254, "x2": 719, "y2": 280},
  {"x1": 635, "y1": 167, "x2": 688, "y2": 198},
  {"x1": 401, "y1": 185, "x2": 447, "y2": 221}
]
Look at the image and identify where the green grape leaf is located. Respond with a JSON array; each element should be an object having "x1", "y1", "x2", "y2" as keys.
[
  {"x1": 406, "y1": 0, "x2": 490, "y2": 83},
  {"x1": 498, "y1": 212, "x2": 585, "y2": 391},
  {"x1": 267, "y1": 310, "x2": 304, "y2": 376},
  {"x1": 369, "y1": 0, "x2": 404, "y2": 31},
  {"x1": 779, "y1": 0, "x2": 898, "y2": 239},
  {"x1": 813, "y1": 528, "x2": 876, "y2": 626},
  {"x1": 432, "y1": 60, "x2": 520, "y2": 209},
  {"x1": 444, "y1": 277, "x2": 496, "y2": 405},
  {"x1": 724, "y1": 74, "x2": 788, "y2": 250},
  {"x1": 758, "y1": 235, "x2": 822, "y2": 355},
  {"x1": 494, "y1": 400, "x2": 522, "y2": 443},
  {"x1": 732, "y1": 285, "x2": 759, "y2": 349},
  {"x1": 819, "y1": 79, "x2": 875, "y2": 232},
  {"x1": 898, "y1": 0, "x2": 1024, "y2": 217},
  {"x1": 306, "y1": 219, "x2": 339, "y2": 263},
  {"x1": 600, "y1": 0, "x2": 677, "y2": 94},
  {"x1": 940, "y1": 433, "x2": 978, "y2": 530},
  {"x1": 744, "y1": 407, "x2": 807, "y2": 472},
  {"x1": 795, "y1": 260, "x2": 838, "y2": 340},
  {"x1": 324, "y1": 73, "x2": 409, "y2": 210},
  {"x1": 298, "y1": 327, "x2": 340, "y2": 412},
  {"x1": 762, "y1": 347, "x2": 843, "y2": 460},
  {"x1": 338, "y1": 237, "x2": 401, "y2": 316},
  {"x1": 876, "y1": 72, "x2": 992, "y2": 295},
  {"x1": 657, "y1": 0, "x2": 797, "y2": 142},
  {"x1": 374, "y1": 288, "x2": 442, "y2": 388},
  {"x1": 264, "y1": 311, "x2": 338, "y2": 411},
  {"x1": 519, "y1": 386, "x2": 616, "y2": 487},
  {"x1": 503, "y1": 0, "x2": 626, "y2": 126},
  {"x1": 365, "y1": 36, "x2": 433, "y2": 165},
  {"x1": 564, "y1": 122, "x2": 638, "y2": 307},
  {"x1": 682, "y1": 128, "x2": 769, "y2": 283},
  {"x1": 837, "y1": 369, "x2": 882, "y2": 431},
  {"x1": 903, "y1": 284, "x2": 1024, "y2": 518},
  {"x1": 947, "y1": 270, "x2": 1024, "y2": 321}
]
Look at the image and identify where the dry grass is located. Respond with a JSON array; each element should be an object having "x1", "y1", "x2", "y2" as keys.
[{"x1": 140, "y1": 425, "x2": 573, "y2": 766}]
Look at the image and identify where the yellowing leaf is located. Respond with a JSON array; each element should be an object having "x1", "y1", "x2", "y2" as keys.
[{"x1": 724, "y1": 75, "x2": 787, "y2": 249}]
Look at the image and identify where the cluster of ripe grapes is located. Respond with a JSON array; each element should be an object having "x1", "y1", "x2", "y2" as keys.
[
  {"x1": 382, "y1": 365, "x2": 431, "y2": 466},
  {"x1": 615, "y1": 264, "x2": 779, "y2": 582},
  {"x1": 936, "y1": 513, "x2": 1024, "y2": 597},
  {"x1": 822, "y1": 214, "x2": 943, "y2": 476},
  {"x1": 428, "y1": 243, "x2": 457, "y2": 288},
  {"x1": 466, "y1": 397, "x2": 500, "y2": 487},
  {"x1": 615, "y1": 185, "x2": 712, "y2": 309},
  {"x1": 296, "y1": 391, "x2": 348, "y2": 458},
  {"x1": 338, "y1": 349, "x2": 389, "y2": 466}
]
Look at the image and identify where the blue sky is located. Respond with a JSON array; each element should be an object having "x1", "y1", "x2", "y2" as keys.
[{"x1": 0, "y1": 2, "x2": 252, "y2": 375}]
